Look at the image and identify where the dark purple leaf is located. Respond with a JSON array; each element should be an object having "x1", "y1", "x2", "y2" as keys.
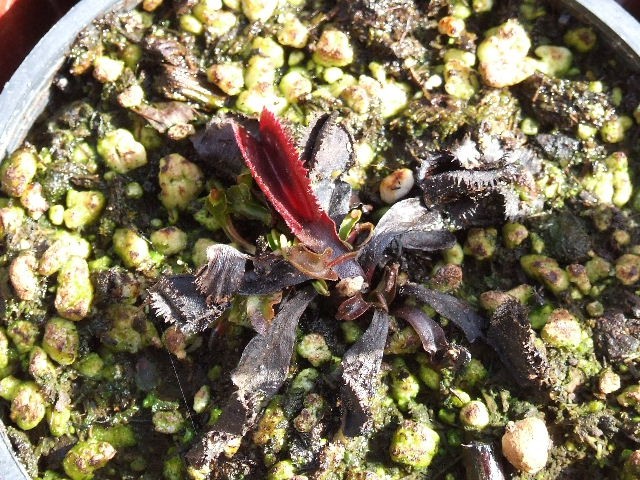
[
  {"x1": 393, "y1": 305, "x2": 448, "y2": 356},
  {"x1": 420, "y1": 170, "x2": 504, "y2": 206},
  {"x1": 336, "y1": 293, "x2": 372, "y2": 321},
  {"x1": 443, "y1": 189, "x2": 522, "y2": 228},
  {"x1": 188, "y1": 287, "x2": 316, "y2": 467},
  {"x1": 132, "y1": 101, "x2": 197, "y2": 133},
  {"x1": 594, "y1": 311, "x2": 640, "y2": 364},
  {"x1": 359, "y1": 198, "x2": 455, "y2": 277},
  {"x1": 486, "y1": 299, "x2": 549, "y2": 388},
  {"x1": 148, "y1": 275, "x2": 225, "y2": 333},
  {"x1": 195, "y1": 244, "x2": 248, "y2": 304},
  {"x1": 191, "y1": 114, "x2": 258, "y2": 180},
  {"x1": 304, "y1": 113, "x2": 355, "y2": 220},
  {"x1": 239, "y1": 254, "x2": 310, "y2": 295},
  {"x1": 341, "y1": 309, "x2": 390, "y2": 436},
  {"x1": 400, "y1": 282, "x2": 486, "y2": 343}
]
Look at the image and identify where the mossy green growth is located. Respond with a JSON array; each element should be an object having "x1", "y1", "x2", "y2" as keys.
[
  {"x1": 163, "y1": 454, "x2": 186, "y2": 480},
  {"x1": 390, "y1": 358, "x2": 420, "y2": 410},
  {"x1": 389, "y1": 420, "x2": 440, "y2": 468},
  {"x1": 92, "y1": 424, "x2": 137, "y2": 448},
  {"x1": 63, "y1": 439, "x2": 116, "y2": 480},
  {"x1": 252, "y1": 398, "x2": 288, "y2": 457},
  {"x1": 268, "y1": 459, "x2": 296, "y2": 480},
  {"x1": 47, "y1": 405, "x2": 72, "y2": 437},
  {"x1": 75, "y1": 353, "x2": 104, "y2": 378},
  {"x1": 296, "y1": 333, "x2": 333, "y2": 367}
]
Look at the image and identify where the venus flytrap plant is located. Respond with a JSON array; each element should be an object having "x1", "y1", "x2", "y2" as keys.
[{"x1": 149, "y1": 108, "x2": 544, "y2": 476}]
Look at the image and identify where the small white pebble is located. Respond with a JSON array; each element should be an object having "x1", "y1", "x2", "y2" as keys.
[
  {"x1": 93, "y1": 56, "x2": 125, "y2": 83},
  {"x1": 335, "y1": 276, "x2": 366, "y2": 297},
  {"x1": 501, "y1": 417, "x2": 551, "y2": 473},
  {"x1": 380, "y1": 168, "x2": 415, "y2": 204}
]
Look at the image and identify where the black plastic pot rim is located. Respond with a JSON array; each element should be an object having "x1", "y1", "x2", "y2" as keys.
[{"x1": 0, "y1": 0, "x2": 638, "y2": 479}]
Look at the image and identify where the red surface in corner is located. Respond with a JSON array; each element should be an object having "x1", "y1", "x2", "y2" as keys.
[{"x1": 0, "y1": 0, "x2": 79, "y2": 88}]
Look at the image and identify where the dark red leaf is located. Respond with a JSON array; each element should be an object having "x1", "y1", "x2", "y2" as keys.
[
  {"x1": 233, "y1": 109, "x2": 362, "y2": 278},
  {"x1": 336, "y1": 293, "x2": 372, "y2": 321}
]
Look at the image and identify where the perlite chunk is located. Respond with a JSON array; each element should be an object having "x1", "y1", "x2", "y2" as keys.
[
  {"x1": 389, "y1": 420, "x2": 440, "y2": 468},
  {"x1": 20, "y1": 182, "x2": 48, "y2": 219},
  {"x1": 520, "y1": 254, "x2": 570, "y2": 294},
  {"x1": 9, "y1": 252, "x2": 40, "y2": 301},
  {"x1": 63, "y1": 189, "x2": 106, "y2": 230},
  {"x1": 277, "y1": 14, "x2": 309, "y2": 48},
  {"x1": 153, "y1": 410, "x2": 185, "y2": 434},
  {"x1": 101, "y1": 304, "x2": 160, "y2": 354},
  {"x1": 236, "y1": 85, "x2": 288, "y2": 115},
  {"x1": 28, "y1": 346, "x2": 57, "y2": 386},
  {"x1": 55, "y1": 256, "x2": 93, "y2": 321},
  {"x1": 207, "y1": 62, "x2": 245, "y2": 95},
  {"x1": 534, "y1": 45, "x2": 573, "y2": 77},
  {"x1": 93, "y1": 55, "x2": 125, "y2": 83},
  {"x1": 10, "y1": 381, "x2": 46, "y2": 430},
  {"x1": 97, "y1": 129, "x2": 147, "y2": 174},
  {"x1": 241, "y1": 0, "x2": 277, "y2": 22},
  {"x1": 477, "y1": 19, "x2": 536, "y2": 88},
  {"x1": 43, "y1": 317, "x2": 79, "y2": 365},
  {"x1": 48, "y1": 402, "x2": 72, "y2": 437},
  {"x1": 297, "y1": 333, "x2": 333, "y2": 366},
  {"x1": 0, "y1": 147, "x2": 38, "y2": 197},
  {"x1": 581, "y1": 152, "x2": 632, "y2": 207},
  {"x1": 39, "y1": 233, "x2": 91, "y2": 276},
  {"x1": 158, "y1": 154, "x2": 205, "y2": 219},
  {"x1": 63, "y1": 439, "x2": 116, "y2": 480},
  {"x1": 7, "y1": 320, "x2": 39, "y2": 353},
  {"x1": 279, "y1": 70, "x2": 312, "y2": 103},
  {"x1": 150, "y1": 227, "x2": 188, "y2": 255},
  {"x1": 113, "y1": 228, "x2": 153, "y2": 270},
  {"x1": 313, "y1": 29, "x2": 354, "y2": 67},
  {"x1": 252, "y1": 36, "x2": 285, "y2": 68},
  {"x1": 540, "y1": 309, "x2": 583, "y2": 349}
]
